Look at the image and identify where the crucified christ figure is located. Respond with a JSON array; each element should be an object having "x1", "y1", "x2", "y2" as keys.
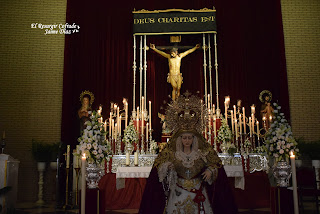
[{"x1": 150, "y1": 43, "x2": 200, "y2": 101}]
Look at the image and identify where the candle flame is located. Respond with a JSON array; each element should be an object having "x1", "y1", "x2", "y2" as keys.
[
  {"x1": 290, "y1": 151, "x2": 294, "y2": 157},
  {"x1": 82, "y1": 153, "x2": 86, "y2": 158}
]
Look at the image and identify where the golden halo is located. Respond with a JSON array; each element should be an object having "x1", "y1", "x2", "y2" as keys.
[
  {"x1": 259, "y1": 90, "x2": 272, "y2": 103},
  {"x1": 79, "y1": 90, "x2": 95, "y2": 106}
]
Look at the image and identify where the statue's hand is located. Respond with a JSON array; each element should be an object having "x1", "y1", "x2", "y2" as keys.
[{"x1": 150, "y1": 43, "x2": 155, "y2": 49}]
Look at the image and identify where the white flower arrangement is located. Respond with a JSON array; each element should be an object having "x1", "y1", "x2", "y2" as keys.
[
  {"x1": 217, "y1": 117, "x2": 232, "y2": 143},
  {"x1": 122, "y1": 120, "x2": 139, "y2": 143},
  {"x1": 253, "y1": 145, "x2": 267, "y2": 154},
  {"x1": 265, "y1": 103, "x2": 299, "y2": 162},
  {"x1": 150, "y1": 140, "x2": 158, "y2": 153},
  {"x1": 220, "y1": 141, "x2": 236, "y2": 154},
  {"x1": 77, "y1": 110, "x2": 111, "y2": 164}
]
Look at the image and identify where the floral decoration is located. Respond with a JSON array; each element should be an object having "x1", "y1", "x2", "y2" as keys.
[
  {"x1": 122, "y1": 120, "x2": 139, "y2": 144},
  {"x1": 217, "y1": 117, "x2": 232, "y2": 143},
  {"x1": 77, "y1": 110, "x2": 110, "y2": 164},
  {"x1": 265, "y1": 103, "x2": 299, "y2": 162}
]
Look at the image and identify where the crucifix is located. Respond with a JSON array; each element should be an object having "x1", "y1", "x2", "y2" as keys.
[
  {"x1": 185, "y1": 169, "x2": 191, "y2": 179},
  {"x1": 149, "y1": 35, "x2": 201, "y2": 101}
]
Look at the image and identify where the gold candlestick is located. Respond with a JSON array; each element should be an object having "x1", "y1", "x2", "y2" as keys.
[
  {"x1": 74, "y1": 167, "x2": 81, "y2": 207},
  {"x1": 63, "y1": 168, "x2": 72, "y2": 209}
]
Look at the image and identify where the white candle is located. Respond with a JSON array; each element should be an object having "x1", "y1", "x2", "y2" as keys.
[
  {"x1": 125, "y1": 102, "x2": 128, "y2": 128},
  {"x1": 81, "y1": 153, "x2": 86, "y2": 214},
  {"x1": 208, "y1": 94, "x2": 210, "y2": 110},
  {"x1": 112, "y1": 119, "x2": 114, "y2": 140},
  {"x1": 134, "y1": 152, "x2": 138, "y2": 166},
  {"x1": 146, "y1": 123, "x2": 149, "y2": 141},
  {"x1": 249, "y1": 117, "x2": 252, "y2": 138},
  {"x1": 230, "y1": 110, "x2": 234, "y2": 134},
  {"x1": 109, "y1": 113, "x2": 112, "y2": 138},
  {"x1": 115, "y1": 124, "x2": 118, "y2": 138},
  {"x1": 149, "y1": 101, "x2": 152, "y2": 131},
  {"x1": 104, "y1": 121, "x2": 107, "y2": 132},
  {"x1": 117, "y1": 107, "x2": 120, "y2": 132},
  {"x1": 212, "y1": 104, "x2": 215, "y2": 114},
  {"x1": 141, "y1": 96, "x2": 144, "y2": 111},
  {"x1": 235, "y1": 119, "x2": 238, "y2": 139},
  {"x1": 233, "y1": 105, "x2": 237, "y2": 121},
  {"x1": 126, "y1": 152, "x2": 130, "y2": 166},
  {"x1": 251, "y1": 113, "x2": 255, "y2": 135},
  {"x1": 239, "y1": 114, "x2": 242, "y2": 135},
  {"x1": 256, "y1": 121, "x2": 260, "y2": 140},
  {"x1": 136, "y1": 107, "x2": 139, "y2": 134},
  {"x1": 141, "y1": 110, "x2": 144, "y2": 138},
  {"x1": 242, "y1": 107, "x2": 246, "y2": 134},
  {"x1": 290, "y1": 152, "x2": 299, "y2": 214},
  {"x1": 66, "y1": 145, "x2": 70, "y2": 168},
  {"x1": 119, "y1": 116, "x2": 122, "y2": 136}
]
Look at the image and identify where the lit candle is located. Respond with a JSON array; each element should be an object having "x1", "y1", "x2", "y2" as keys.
[
  {"x1": 233, "y1": 105, "x2": 237, "y2": 121},
  {"x1": 141, "y1": 96, "x2": 144, "y2": 111},
  {"x1": 230, "y1": 110, "x2": 234, "y2": 134},
  {"x1": 141, "y1": 110, "x2": 144, "y2": 135},
  {"x1": 125, "y1": 102, "x2": 128, "y2": 128},
  {"x1": 249, "y1": 117, "x2": 252, "y2": 138},
  {"x1": 208, "y1": 94, "x2": 210, "y2": 110},
  {"x1": 239, "y1": 114, "x2": 242, "y2": 135},
  {"x1": 213, "y1": 116, "x2": 217, "y2": 138},
  {"x1": 66, "y1": 145, "x2": 70, "y2": 168},
  {"x1": 149, "y1": 101, "x2": 152, "y2": 131},
  {"x1": 290, "y1": 152, "x2": 299, "y2": 214},
  {"x1": 117, "y1": 107, "x2": 120, "y2": 132},
  {"x1": 235, "y1": 119, "x2": 238, "y2": 139},
  {"x1": 134, "y1": 152, "x2": 138, "y2": 166},
  {"x1": 269, "y1": 115, "x2": 272, "y2": 122},
  {"x1": 104, "y1": 121, "x2": 107, "y2": 132},
  {"x1": 81, "y1": 153, "x2": 86, "y2": 214},
  {"x1": 146, "y1": 123, "x2": 149, "y2": 141},
  {"x1": 256, "y1": 121, "x2": 260, "y2": 140},
  {"x1": 126, "y1": 152, "x2": 130, "y2": 166},
  {"x1": 112, "y1": 119, "x2": 114, "y2": 140},
  {"x1": 242, "y1": 107, "x2": 246, "y2": 134},
  {"x1": 109, "y1": 113, "x2": 112, "y2": 138},
  {"x1": 212, "y1": 104, "x2": 215, "y2": 114},
  {"x1": 136, "y1": 107, "x2": 139, "y2": 134},
  {"x1": 119, "y1": 116, "x2": 122, "y2": 136},
  {"x1": 115, "y1": 124, "x2": 118, "y2": 138}
]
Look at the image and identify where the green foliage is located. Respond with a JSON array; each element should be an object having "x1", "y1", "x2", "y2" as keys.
[{"x1": 31, "y1": 140, "x2": 61, "y2": 162}]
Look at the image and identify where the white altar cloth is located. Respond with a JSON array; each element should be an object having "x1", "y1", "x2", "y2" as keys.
[{"x1": 116, "y1": 165, "x2": 245, "y2": 190}]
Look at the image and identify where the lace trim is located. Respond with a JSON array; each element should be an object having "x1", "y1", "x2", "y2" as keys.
[
  {"x1": 206, "y1": 167, "x2": 218, "y2": 185},
  {"x1": 158, "y1": 161, "x2": 171, "y2": 182},
  {"x1": 175, "y1": 150, "x2": 200, "y2": 168}
]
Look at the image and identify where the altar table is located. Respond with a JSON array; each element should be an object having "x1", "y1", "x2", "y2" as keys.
[{"x1": 100, "y1": 153, "x2": 270, "y2": 211}]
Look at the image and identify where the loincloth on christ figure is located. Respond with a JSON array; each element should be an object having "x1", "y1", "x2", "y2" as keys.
[{"x1": 167, "y1": 72, "x2": 183, "y2": 84}]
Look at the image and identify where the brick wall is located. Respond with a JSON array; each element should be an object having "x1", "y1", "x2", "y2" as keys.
[
  {"x1": 0, "y1": 0, "x2": 319, "y2": 203},
  {"x1": 281, "y1": 0, "x2": 320, "y2": 141},
  {"x1": 0, "y1": 0, "x2": 66, "y2": 202}
]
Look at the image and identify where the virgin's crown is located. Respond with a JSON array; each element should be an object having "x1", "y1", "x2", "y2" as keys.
[{"x1": 165, "y1": 92, "x2": 207, "y2": 134}]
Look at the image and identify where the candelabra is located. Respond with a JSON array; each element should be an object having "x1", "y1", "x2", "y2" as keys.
[
  {"x1": 74, "y1": 167, "x2": 81, "y2": 207},
  {"x1": 63, "y1": 168, "x2": 72, "y2": 209},
  {"x1": 116, "y1": 135, "x2": 122, "y2": 155},
  {"x1": 140, "y1": 134, "x2": 145, "y2": 155}
]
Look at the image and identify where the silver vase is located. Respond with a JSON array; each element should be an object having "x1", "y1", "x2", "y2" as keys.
[
  {"x1": 125, "y1": 142, "x2": 134, "y2": 155},
  {"x1": 86, "y1": 162, "x2": 105, "y2": 189},
  {"x1": 273, "y1": 161, "x2": 292, "y2": 187}
]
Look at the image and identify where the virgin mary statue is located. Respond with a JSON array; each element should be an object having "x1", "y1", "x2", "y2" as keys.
[{"x1": 139, "y1": 93, "x2": 238, "y2": 214}]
